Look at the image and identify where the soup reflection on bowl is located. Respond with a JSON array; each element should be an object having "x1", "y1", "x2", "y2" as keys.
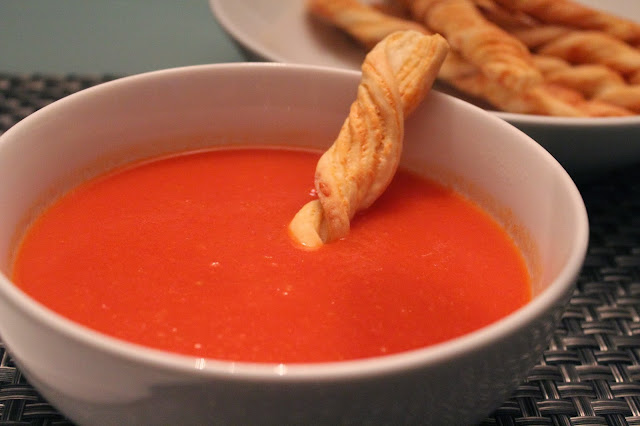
[{"x1": 0, "y1": 63, "x2": 588, "y2": 425}]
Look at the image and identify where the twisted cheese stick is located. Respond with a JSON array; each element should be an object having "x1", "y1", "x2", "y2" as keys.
[
  {"x1": 533, "y1": 55, "x2": 640, "y2": 112},
  {"x1": 479, "y1": 4, "x2": 640, "y2": 74},
  {"x1": 508, "y1": 25, "x2": 572, "y2": 49},
  {"x1": 440, "y1": 53, "x2": 631, "y2": 116},
  {"x1": 509, "y1": 26, "x2": 640, "y2": 81},
  {"x1": 474, "y1": 2, "x2": 640, "y2": 88},
  {"x1": 400, "y1": 0, "x2": 542, "y2": 91},
  {"x1": 534, "y1": 30, "x2": 640, "y2": 77},
  {"x1": 306, "y1": 0, "x2": 631, "y2": 117},
  {"x1": 288, "y1": 30, "x2": 449, "y2": 248},
  {"x1": 308, "y1": 0, "x2": 427, "y2": 48},
  {"x1": 471, "y1": 0, "x2": 538, "y2": 31},
  {"x1": 491, "y1": 0, "x2": 640, "y2": 45}
]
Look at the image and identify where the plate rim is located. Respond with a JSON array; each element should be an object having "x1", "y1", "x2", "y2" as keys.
[{"x1": 209, "y1": 0, "x2": 640, "y2": 128}]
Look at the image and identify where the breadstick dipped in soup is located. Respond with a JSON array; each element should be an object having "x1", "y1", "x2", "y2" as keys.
[{"x1": 289, "y1": 30, "x2": 448, "y2": 247}]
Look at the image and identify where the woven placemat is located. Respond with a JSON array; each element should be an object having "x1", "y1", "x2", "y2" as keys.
[
  {"x1": 2, "y1": 73, "x2": 640, "y2": 425},
  {"x1": 483, "y1": 171, "x2": 640, "y2": 426}
]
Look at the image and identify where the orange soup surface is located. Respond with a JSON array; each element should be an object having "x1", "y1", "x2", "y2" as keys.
[{"x1": 12, "y1": 147, "x2": 531, "y2": 363}]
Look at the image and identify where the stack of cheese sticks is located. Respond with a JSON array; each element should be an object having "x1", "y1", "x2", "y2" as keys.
[{"x1": 308, "y1": 0, "x2": 640, "y2": 116}]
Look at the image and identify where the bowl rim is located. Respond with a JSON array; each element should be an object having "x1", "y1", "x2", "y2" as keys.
[
  {"x1": 496, "y1": 110, "x2": 640, "y2": 127},
  {"x1": 0, "y1": 62, "x2": 590, "y2": 381}
]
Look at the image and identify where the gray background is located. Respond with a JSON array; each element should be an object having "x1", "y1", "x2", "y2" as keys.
[{"x1": 0, "y1": 1, "x2": 246, "y2": 75}]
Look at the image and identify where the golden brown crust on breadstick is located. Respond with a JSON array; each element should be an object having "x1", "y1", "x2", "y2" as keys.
[
  {"x1": 492, "y1": 0, "x2": 640, "y2": 44},
  {"x1": 533, "y1": 55, "x2": 640, "y2": 112},
  {"x1": 307, "y1": 0, "x2": 633, "y2": 117},
  {"x1": 401, "y1": 0, "x2": 542, "y2": 91},
  {"x1": 289, "y1": 31, "x2": 449, "y2": 248},
  {"x1": 471, "y1": 0, "x2": 538, "y2": 31},
  {"x1": 508, "y1": 25, "x2": 572, "y2": 49},
  {"x1": 442, "y1": 60, "x2": 631, "y2": 117},
  {"x1": 308, "y1": 0, "x2": 429, "y2": 48},
  {"x1": 536, "y1": 31, "x2": 640, "y2": 76}
]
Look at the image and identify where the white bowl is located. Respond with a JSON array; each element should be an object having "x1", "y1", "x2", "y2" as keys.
[
  {"x1": 497, "y1": 113, "x2": 640, "y2": 180},
  {"x1": 0, "y1": 63, "x2": 588, "y2": 425},
  {"x1": 210, "y1": 0, "x2": 640, "y2": 179}
]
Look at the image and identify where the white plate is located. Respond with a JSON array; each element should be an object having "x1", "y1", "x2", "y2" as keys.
[{"x1": 210, "y1": 0, "x2": 640, "y2": 179}]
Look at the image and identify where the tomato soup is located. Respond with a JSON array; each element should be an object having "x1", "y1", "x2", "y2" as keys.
[{"x1": 11, "y1": 147, "x2": 531, "y2": 363}]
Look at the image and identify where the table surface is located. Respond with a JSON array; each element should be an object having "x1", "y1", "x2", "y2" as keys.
[{"x1": 4, "y1": 2, "x2": 640, "y2": 426}]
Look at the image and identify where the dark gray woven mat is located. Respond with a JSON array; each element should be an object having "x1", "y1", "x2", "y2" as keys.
[{"x1": 2, "y1": 73, "x2": 640, "y2": 425}]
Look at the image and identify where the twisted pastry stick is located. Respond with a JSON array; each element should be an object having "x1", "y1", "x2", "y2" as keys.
[
  {"x1": 440, "y1": 53, "x2": 631, "y2": 116},
  {"x1": 306, "y1": 0, "x2": 631, "y2": 117},
  {"x1": 507, "y1": 25, "x2": 640, "y2": 82},
  {"x1": 508, "y1": 25, "x2": 572, "y2": 49},
  {"x1": 474, "y1": 2, "x2": 640, "y2": 90},
  {"x1": 399, "y1": 0, "x2": 542, "y2": 91},
  {"x1": 470, "y1": 1, "x2": 576, "y2": 52},
  {"x1": 309, "y1": 0, "x2": 632, "y2": 116},
  {"x1": 533, "y1": 30, "x2": 640, "y2": 77},
  {"x1": 532, "y1": 55, "x2": 640, "y2": 113},
  {"x1": 491, "y1": 0, "x2": 640, "y2": 45},
  {"x1": 471, "y1": 0, "x2": 538, "y2": 31},
  {"x1": 370, "y1": 0, "x2": 414, "y2": 19},
  {"x1": 483, "y1": 14, "x2": 640, "y2": 79},
  {"x1": 308, "y1": 0, "x2": 427, "y2": 48},
  {"x1": 288, "y1": 30, "x2": 449, "y2": 248}
]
